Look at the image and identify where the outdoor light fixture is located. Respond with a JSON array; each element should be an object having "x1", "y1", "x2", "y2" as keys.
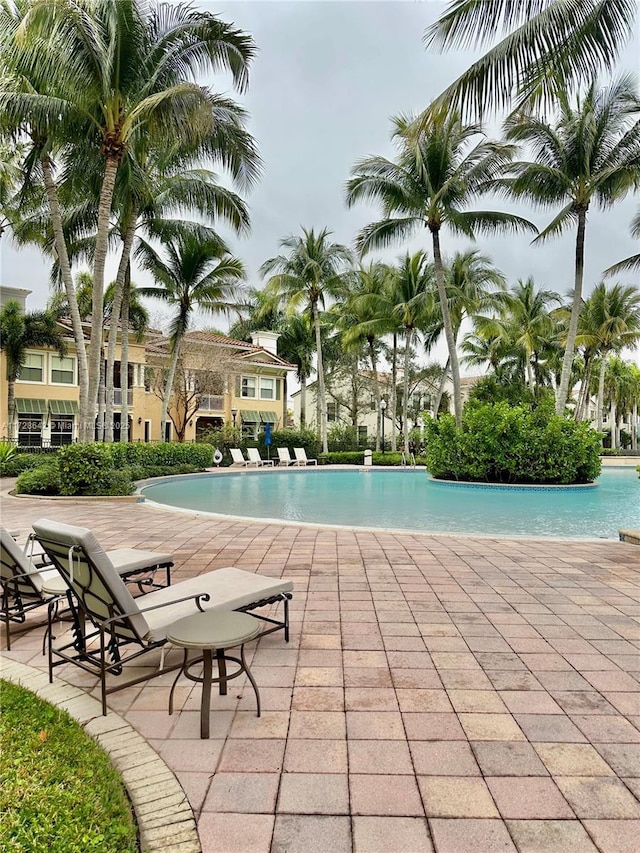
[
  {"x1": 231, "y1": 407, "x2": 238, "y2": 427},
  {"x1": 137, "y1": 417, "x2": 142, "y2": 425},
  {"x1": 380, "y1": 399, "x2": 387, "y2": 455}
]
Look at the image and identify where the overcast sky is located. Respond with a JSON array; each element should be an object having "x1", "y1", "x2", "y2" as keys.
[{"x1": 1, "y1": 0, "x2": 639, "y2": 364}]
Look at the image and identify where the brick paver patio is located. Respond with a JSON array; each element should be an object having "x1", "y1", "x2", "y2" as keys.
[{"x1": 2, "y1": 488, "x2": 640, "y2": 853}]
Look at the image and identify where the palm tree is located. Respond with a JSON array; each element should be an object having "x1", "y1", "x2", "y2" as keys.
[
  {"x1": 581, "y1": 282, "x2": 640, "y2": 433},
  {"x1": 346, "y1": 109, "x2": 535, "y2": 425},
  {"x1": 276, "y1": 313, "x2": 315, "y2": 429},
  {"x1": 502, "y1": 76, "x2": 640, "y2": 415},
  {"x1": 425, "y1": 0, "x2": 638, "y2": 118},
  {"x1": 1, "y1": 0, "x2": 256, "y2": 436},
  {"x1": 136, "y1": 222, "x2": 245, "y2": 440},
  {"x1": 340, "y1": 263, "x2": 398, "y2": 449},
  {"x1": 385, "y1": 252, "x2": 435, "y2": 455},
  {"x1": 0, "y1": 300, "x2": 66, "y2": 441},
  {"x1": 260, "y1": 227, "x2": 353, "y2": 453}
]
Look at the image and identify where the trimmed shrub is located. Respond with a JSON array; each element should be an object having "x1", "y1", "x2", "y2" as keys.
[
  {"x1": 0, "y1": 453, "x2": 44, "y2": 478},
  {"x1": 98, "y1": 469, "x2": 136, "y2": 496},
  {"x1": 318, "y1": 451, "x2": 427, "y2": 466},
  {"x1": 15, "y1": 463, "x2": 61, "y2": 495},
  {"x1": 57, "y1": 443, "x2": 112, "y2": 496},
  {"x1": 107, "y1": 441, "x2": 214, "y2": 469},
  {"x1": 265, "y1": 429, "x2": 321, "y2": 459},
  {"x1": 425, "y1": 401, "x2": 601, "y2": 484}
]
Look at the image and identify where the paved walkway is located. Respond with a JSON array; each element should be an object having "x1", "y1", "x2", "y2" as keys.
[{"x1": 2, "y1": 489, "x2": 640, "y2": 853}]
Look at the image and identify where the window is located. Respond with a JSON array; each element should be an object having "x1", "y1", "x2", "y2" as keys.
[
  {"x1": 327, "y1": 401, "x2": 338, "y2": 422},
  {"x1": 50, "y1": 417, "x2": 74, "y2": 446},
  {"x1": 18, "y1": 415, "x2": 42, "y2": 446},
  {"x1": 20, "y1": 353, "x2": 44, "y2": 382},
  {"x1": 358, "y1": 426, "x2": 368, "y2": 443},
  {"x1": 51, "y1": 356, "x2": 75, "y2": 384},
  {"x1": 260, "y1": 377, "x2": 275, "y2": 400},
  {"x1": 241, "y1": 376, "x2": 256, "y2": 398}
]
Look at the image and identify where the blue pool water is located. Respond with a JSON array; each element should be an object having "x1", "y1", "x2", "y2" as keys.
[{"x1": 141, "y1": 467, "x2": 639, "y2": 539}]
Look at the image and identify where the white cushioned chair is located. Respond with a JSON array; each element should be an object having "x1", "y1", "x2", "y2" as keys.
[{"x1": 33, "y1": 518, "x2": 293, "y2": 715}]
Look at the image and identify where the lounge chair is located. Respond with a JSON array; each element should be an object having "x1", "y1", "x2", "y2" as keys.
[
  {"x1": 33, "y1": 518, "x2": 293, "y2": 715},
  {"x1": 247, "y1": 448, "x2": 274, "y2": 467},
  {"x1": 277, "y1": 447, "x2": 296, "y2": 466},
  {"x1": 1, "y1": 525, "x2": 173, "y2": 651},
  {"x1": 294, "y1": 447, "x2": 318, "y2": 466},
  {"x1": 230, "y1": 448, "x2": 250, "y2": 467}
]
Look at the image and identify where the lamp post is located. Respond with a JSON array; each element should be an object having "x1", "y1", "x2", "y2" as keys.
[
  {"x1": 380, "y1": 399, "x2": 387, "y2": 455},
  {"x1": 231, "y1": 407, "x2": 238, "y2": 428}
]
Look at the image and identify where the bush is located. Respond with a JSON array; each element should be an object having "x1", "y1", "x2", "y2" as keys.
[
  {"x1": 318, "y1": 451, "x2": 427, "y2": 466},
  {"x1": 15, "y1": 463, "x2": 61, "y2": 495},
  {"x1": 57, "y1": 443, "x2": 113, "y2": 496},
  {"x1": 265, "y1": 428, "x2": 321, "y2": 459},
  {"x1": 425, "y1": 400, "x2": 601, "y2": 484},
  {"x1": 0, "y1": 452, "x2": 44, "y2": 478},
  {"x1": 98, "y1": 469, "x2": 136, "y2": 496},
  {"x1": 107, "y1": 441, "x2": 214, "y2": 470}
]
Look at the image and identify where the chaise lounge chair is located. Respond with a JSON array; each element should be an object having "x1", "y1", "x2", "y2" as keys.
[
  {"x1": 277, "y1": 447, "x2": 296, "y2": 466},
  {"x1": 1, "y1": 526, "x2": 172, "y2": 650},
  {"x1": 33, "y1": 518, "x2": 293, "y2": 715},
  {"x1": 247, "y1": 448, "x2": 274, "y2": 467},
  {"x1": 230, "y1": 448, "x2": 250, "y2": 467},
  {"x1": 294, "y1": 447, "x2": 318, "y2": 466}
]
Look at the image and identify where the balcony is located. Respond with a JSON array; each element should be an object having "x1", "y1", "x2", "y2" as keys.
[{"x1": 198, "y1": 394, "x2": 224, "y2": 412}]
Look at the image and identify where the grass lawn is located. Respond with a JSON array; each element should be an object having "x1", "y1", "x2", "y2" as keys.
[{"x1": 0, "y1": 680, "x2": 138, "y2": 853}]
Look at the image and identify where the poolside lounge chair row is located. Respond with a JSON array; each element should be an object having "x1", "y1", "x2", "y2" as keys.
[
  {"x1": 229, "y1": 447, "x2": 317, "y2": 467},
  {"x1": 1, "y1": 521, "x2": 294, "y2": 715}
]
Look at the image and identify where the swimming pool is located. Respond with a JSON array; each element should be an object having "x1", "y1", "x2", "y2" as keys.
[{"x1": 140, "y1": 467, "x2": 639, "y2": 539}]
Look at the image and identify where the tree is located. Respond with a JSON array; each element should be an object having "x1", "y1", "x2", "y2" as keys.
[
  {"x1": 1, "y1": 0, "x2": 256, "y2": 437},
  {"x1": 260, "y1": 227, "x2": 353, "y2": 453},
  {"x1": 346, "y1": 109, "x2": 535, "y2": 425},
  {"x1": 136, "y1": 222, "x2": 245, "y2": 440},
  {"x1": 276, "y1": 313, "x2": 315, "y2": 429},
  {"x1": 501, "y1": 76, "x2": 640, "y2": 415},
  {"x1": 604, "y1": 206, "x2": 640, "y2": 276},
  {"x1": 425, "y1": 0, "x2": 638, "y2": 118},
  {"x1": 0, "y1": 300, "x2": 66, "y2": 441}
]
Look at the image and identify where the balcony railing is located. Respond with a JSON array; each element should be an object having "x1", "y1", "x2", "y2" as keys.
[{"x1": 198, "y1": 394, "x2": 224, "y2": 411}]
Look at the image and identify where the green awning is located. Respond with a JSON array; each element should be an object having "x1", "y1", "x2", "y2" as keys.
[
  {"x1": 15, "y1": 398, "x2": 47, "y2": 414},
  {"x1": 239, "y1": 410, "x2": 260, "y2": 422},
  {"x1": 260, "y1": 410, "x2": 278, "y2": 423},
  {"x1": 49, "y1": 400, "x2": 79, "y2": 415}
]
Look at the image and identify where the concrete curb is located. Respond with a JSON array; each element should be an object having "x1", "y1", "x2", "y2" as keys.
[{"x1": 0, "y1": 657, "x2": 201, "y2": 853}]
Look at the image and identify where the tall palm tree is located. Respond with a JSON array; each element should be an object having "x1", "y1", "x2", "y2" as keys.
[
  {"x1": 260, "y1": 227, "x2": 353, "y2": 453},
  {"x1": 1, "y1": 0, "x2": 256, "y2": 436},
  {"x1": 136, "y1": 222, "x2": 245, "y2": 440},
  {"x1": 502, "y1": 76, "x2": 640, "y2": 414},
  {"x1": 340, "y1": 263, "x2": 398, "y2": 449},
  {"x1": 425, "y1": 0, "x2": 638, "y2": 118},
  {"x1": 386, "y1": 252, "x2": 435, "y2": 455},
  {"x1": 346, "y1": 109, "x2": 535, "y2": 425},
  {"x1": 276, "y1": 313, "x2": 315, "y2": 429},
  {"x1": 581, "y1": 282, "x2": 640, "y2": 433},
  {"x1": 605, "y1": 206, "x2": 640, "y2": 276},
  {"x1": 0, "y1": 300, "x2": 66, "y2": 441}
]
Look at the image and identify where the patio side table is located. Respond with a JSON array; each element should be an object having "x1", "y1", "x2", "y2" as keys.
[{"x1": 167, "y1": 610, "x2": 261, "y2": 738}]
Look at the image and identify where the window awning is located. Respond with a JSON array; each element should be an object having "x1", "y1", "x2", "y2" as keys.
[
  {"x1": 239, "y1": 410, "x2": 260, "y2": 422},
  {"x1": 49, "y1": 400, "x2": 79, "y2": 415},
  {"x1": 260, "y1": 410, "x2": 278, "y2": 423},
  {"x1": 15, "y1": 399, "x2": 47, "y2": 414}
]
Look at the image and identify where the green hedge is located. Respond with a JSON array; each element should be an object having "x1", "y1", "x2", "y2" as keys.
[
  {"x1": 425, "y1": 401, "x2": 601, "y2": 484},
  {"x1": 318, "y1": 451, "x2": 427, "y2": 466},
  {"x1": 15, "y1": 462, "x2": 61, "y2": 496},
  {"x1": 0, "y1": 453, "x2": 45, "y2": 478}
]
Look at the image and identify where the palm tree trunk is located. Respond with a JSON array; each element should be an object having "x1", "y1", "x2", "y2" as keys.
[
  {"x1": 403, "y1": 329, "x2": 413, "y2": 455},
  {"x1": 97, "y1": 350, "x2": 106, "y2": 441},
  {"x1": 391, "y1": 333, "x2": 398, "y2": 451},
  {"x1": 300, "y1": 374, "x2": 307, "y2": 428},
  {"x1": 433, "y1": 355, "x2": 451, "y2": 417},
  {"x1": 312, "y1": 301, "x2": 328, "y2": 453},
  {"x1": 41, "y1": 155, "x2": 91, "y2": 442},
  {"x1": 88, "y1": 154, "x2": 119, "y2": 417},
  {"x1": 105, "y1": 217, "x2": 137, "y2": 442},
  {"x1": 575, "y1": 355, "x2": 592, "y2": 421},
  {"x1": 556, "y1": 207, "x2": 587, "y2": 415},
  {"x1": 610, "y1": 400, "x2": 617, "y2": 450},
  {"x1": 120, "y1": 269, "x2": 131, "y2": 443},
  {"x1": 161, "y1": 337, "x2": 182, "y2": 441},
  {"x1": 431, "y1": 226, "x2": 462, "y2": 426},
  {"x1": 368, "y1": 336, "x2": 381, "y2": 451},
  {"x1": 632, "y1": 401, "x2": 638, "y2": 452},
  {"x1": 596, "y1": 357, "x2": 606, "y2": 434},
  {"x1": 7, "y1": 377, "x2": 16, "y2": 442}
]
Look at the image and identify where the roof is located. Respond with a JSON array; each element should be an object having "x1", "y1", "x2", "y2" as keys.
[{"x1": 146, "y1": 330, "x2": 296, "y2": 369}]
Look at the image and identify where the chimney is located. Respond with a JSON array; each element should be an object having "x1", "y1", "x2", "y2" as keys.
[{"x1": 250, "y1": 331, "x2": 280, "y2": 355}]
